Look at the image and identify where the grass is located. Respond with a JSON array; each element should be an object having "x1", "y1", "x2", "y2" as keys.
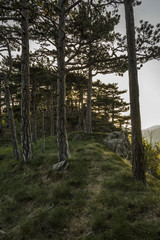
[{"x1": 1, "y1": 132, "x2": 160, "y2": 239}]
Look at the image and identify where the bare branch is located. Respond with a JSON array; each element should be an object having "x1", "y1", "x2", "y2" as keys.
[
  {"x1": 0, "y1": 17, "x2": 20, "y2": 21},
  {"x1": 65, "y1": 0, "x2": 81, "y2": 14}
]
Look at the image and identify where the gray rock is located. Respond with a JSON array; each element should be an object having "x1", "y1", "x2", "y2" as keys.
[
  {"x1": 52, "y1": 160, "x2": 69, "y2": 171},
  {"x1": 104, "y1": 131, "x2": 131, "y2": 159}
]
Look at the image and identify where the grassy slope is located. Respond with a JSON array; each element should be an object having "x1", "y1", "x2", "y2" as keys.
[{"x1": 1, "y1": 133, "x2": 160, "y2": 240}]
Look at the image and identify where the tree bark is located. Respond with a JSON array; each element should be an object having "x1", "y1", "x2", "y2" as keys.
[
  {"x1": 31, "y1": 77, "x2": 37, "y2": 145},
  {"x1": 86, "y1": 66, "x2": 92, "y2": 133},
  {"x1": 78, "y1": 86, "x2": 84, "y2": 131},
  {"x1": 4, "y1": 77, "x2": 20, "y2": 160},
  {"x1": 40, "y1": 105, "x2": 45, "y2": 153},
  {"x1": 0, "y1": 79, "x2": 3, "y2": 141},
  {"x1": 111, "y1": 99, "x2": 115, "y2": 125},
  {"x1": 57, "y1": 0, "x2": 70, "y2": 162},
  {"x1": 41, "y1": 110, "x2": 45, "y2": 153},
  {"x1": 124, "y1": 0, "x2": 146, "y2": 183},
  {"x1": 50, "y1": 84, "x2": 55, "y2": 136},
  {"x1": 21, "y1": 0, "x2": 33, "y2": 162}
]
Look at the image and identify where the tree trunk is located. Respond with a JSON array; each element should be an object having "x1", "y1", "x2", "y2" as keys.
[
  {"x1": 0, "y1": 79, "x2": 3, "y2": 141},
  {"x1": 40, "y1": 106, "x2": 45, "y2": 153},
  {"x1": 21, "y1": 0, "x2": 33, "y2": 162},
  {"x1": 124, "y1": 0, "x2": 146, "y2": 184},
  {"x1": 50, "y1": 84, "x2": 55, "y2": 136},
  {"x1": 41, "y1": 112, "x2": 45, "y2": 153},
  {"x1": 11, "y1": 92, "x2": 15, "y2": 108},
  {"x1": 57, "y1": 0, "x2": 70, "y2": 162},
  {"x1": 111, "y1": 101, "x2": 115, "y2": 125},
  {"x1": 31, "y1": 77, "x2": 37, "y2": 145},
  {"x1": 86, "y1": 66, "x2": 92, "y2": 133},
  {"x1": 78, "y1": 86, "x2": 84, "y2": 131},
  {"x1": 4, "y1": 77, "x2": 20, "y2": 160}
]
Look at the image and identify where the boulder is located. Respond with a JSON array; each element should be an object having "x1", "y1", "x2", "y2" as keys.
[
  {"x1": 103, "y1": 131, "x2": 131, "y2": 159},
  {"x1": 52, "y1": 160, "x2": 69, "y2": 171}
]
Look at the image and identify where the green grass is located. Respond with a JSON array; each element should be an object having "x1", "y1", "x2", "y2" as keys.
[{"x1": 1, "y1": 133, "x2": 160, "y2": 239}]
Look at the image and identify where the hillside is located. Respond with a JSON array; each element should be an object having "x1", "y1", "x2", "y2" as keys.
[
  {"x1": 1, "y1": 133, "x2": 160, "y2": 240},
  {"x1": 142, "y1": 125, "x2": 160, "y2": 144}
]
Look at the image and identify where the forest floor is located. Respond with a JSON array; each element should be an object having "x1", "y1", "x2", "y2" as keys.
[{"x1": 1, "y1": 133, "x2": 160, "y2": 240}]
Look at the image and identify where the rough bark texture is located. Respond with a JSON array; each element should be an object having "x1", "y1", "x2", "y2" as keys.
[
  {"x1": 78, "y1": 86, "x2": 84, "y2": 131},
  {"x1": 31, "y1": 77, "x2": 37, "y2": 145},
  {"x1": 124, "y1": 0, "x2": 146, "y2": 183},
  {"x1": 111, "y1": 97, "x2": 115, "y2": 125},
  {"x1": 50, "y1": 84, "x2": 55, "y2": 136},
  {"x1": 4, "y1": 77, "x2": 20, "y2": 160},
  {"x1": 41, "y1": 108, "x2": 45, "y2": 153},
  {"x1": 57, "y1": 0, "x2": 70, "y2": 162},
  {"x1": 0, "y1": 80, "x2": 3, "y2": 141},
  {"x1": 21, "y1": 0, "x2": 33, "y2": 162},
  {"x1": 86, "y1": 66, "x2": 92, "y2": 133}
]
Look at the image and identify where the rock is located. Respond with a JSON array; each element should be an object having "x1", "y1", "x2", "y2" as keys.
[
  {"x1": 103, "y1": 131, "x2": 131, "y2": 159},
  {"x1": 52, "y1": 161, "x2": 69, "y2": 171}
]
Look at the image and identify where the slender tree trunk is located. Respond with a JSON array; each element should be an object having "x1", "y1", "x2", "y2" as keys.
[
  {"x1": 0, "y1": 79, "x2": 3, "y2": 141},
  {"x1": 4, "y1": 77, "x2": 20, "y2": 160},
  {"x1": 78, "y1": 86, "x2": 84, "y2": 131},
  {"x1": 41, "y1": 111, "x2": 45, "y2": 153},
  {"x1": 71, "y1": 99, "x2": 74, "y2": 115},
  {"x1": 31, "y1": 77, "x2": 37, "y2": 145},
  {"x1": 111, "y1": 101, "x2": 115, "y2": 125},
  {"x1": 86, "y1": 66, "x2": 92, "y2": 133},
  {"x1": 40, "y1": 105, "x2": 45, "y2": 153},
  {"x1": 124, "y1": 0, "x2": 146, "y2": 183},
  {"x1": 83, "y1": 104, "x2": 87, "y2": 131},
  {"x1": 50, "y1": 84, "x2": 55, "y2": 136},
  {"x1": 21, "y1": 0, "x2": 33, "y2": 162},
  {"x1": 57, "y1": 0, "x2": 70, "y2": 162}
]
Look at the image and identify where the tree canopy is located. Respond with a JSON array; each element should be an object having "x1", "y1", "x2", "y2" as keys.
[{"x1": 0, "y1": 0, "x2": 160, "y2": 182}]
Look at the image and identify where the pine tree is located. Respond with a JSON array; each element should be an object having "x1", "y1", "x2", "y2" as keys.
[
  {"x1": 124, "y1": 0, "x2": 146, "y2": 184},
  {"x1": 0, "y1": 33, "x2": 20, "y2": 160},
  {"x1": 21, "y1": 0, "x2": 33, "y2": 162},
  {"x1": 0, "y1": 79, "x2": 3, "y2": 141}
]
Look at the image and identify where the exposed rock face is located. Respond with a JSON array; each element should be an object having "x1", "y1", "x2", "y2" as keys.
[
  {"x1": 103, "y1": 131, "x2": 131, "y2": 159},
  {"x1": 52, "y1": 160, "x2": 69, "y2": 171}
]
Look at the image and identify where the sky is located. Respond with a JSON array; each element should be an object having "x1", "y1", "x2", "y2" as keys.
[{"x1": 95, "y1": 0, "x2": 160, "y2": 130}]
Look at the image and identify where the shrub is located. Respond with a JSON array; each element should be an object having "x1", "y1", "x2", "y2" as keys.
[{"x1": 143, "y1": 139, "x2": 160, "y2": 177}]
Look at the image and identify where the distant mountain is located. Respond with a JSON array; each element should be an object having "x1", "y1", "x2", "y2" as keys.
[
  {"x1": 142, "y1": 125, "x2": 160, "y2": 144},
  {"x1": 146, "y1": 125, "x2": 160, "y2": 131}
]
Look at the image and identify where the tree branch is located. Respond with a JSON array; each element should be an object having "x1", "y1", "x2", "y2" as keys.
[
  {"x1": 0, "y1": 17, "x2": 20, "y2": 21},
  {"x1": 65, "y1": 0, "x2": 81, "y2": 14}
]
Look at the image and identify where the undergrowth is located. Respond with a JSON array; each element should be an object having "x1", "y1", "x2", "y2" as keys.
[{"x1": 0, "y1": 133, "x2": 160, "y2": 240}]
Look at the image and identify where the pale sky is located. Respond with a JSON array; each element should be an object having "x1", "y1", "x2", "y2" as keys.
[{"x1": 95, "y1": 0, "x2": 160, "y2": 130}]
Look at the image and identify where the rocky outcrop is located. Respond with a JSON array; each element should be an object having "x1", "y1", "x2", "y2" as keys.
[{"x1": 103, "y1": 131, "x2": 131, "y2": 159}]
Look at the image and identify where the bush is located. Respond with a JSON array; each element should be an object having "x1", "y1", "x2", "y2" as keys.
[{"x1": 143, "y1": 139, "x2": 160, "y2": 177}]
